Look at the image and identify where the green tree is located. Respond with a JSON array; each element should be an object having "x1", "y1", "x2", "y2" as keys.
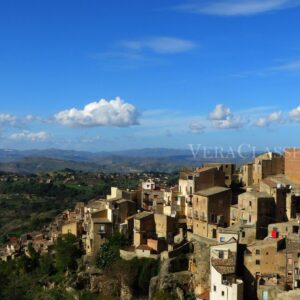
[
  {"x1": 39, "y1": 253, "x2": 55, "y2": 275},
  {"x1": 137, "y1": 258, "x2": 160, "y2": 294},
  {"x1": 55, "y1": 233, "x2": 81, "y2": 272},
  {"x1": 95, "y1": 233, "x2": 127, "y2": 270}
]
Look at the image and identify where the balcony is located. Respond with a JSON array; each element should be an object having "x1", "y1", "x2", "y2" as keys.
[{"x1": 240, "y1": 218, "x2": 248, "y2": 225}]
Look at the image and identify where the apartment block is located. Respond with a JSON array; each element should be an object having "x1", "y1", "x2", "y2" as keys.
[{"x1": 192, "y1": 186, "x2": 232, "y2": 239}]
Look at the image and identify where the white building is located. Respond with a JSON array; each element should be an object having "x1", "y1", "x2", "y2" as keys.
[
  {"x1": 210, "y1": 239, "x2": 244, "y2": 300},
  {"x1": 142, "y1": 179, "x2": 156, "y2": 190}
]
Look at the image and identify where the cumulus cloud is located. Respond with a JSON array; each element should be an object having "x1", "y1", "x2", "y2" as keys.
[
  {"x1": 122, "y1": 36, "x2": 196, "y2": 54},
  {"x1": 255, "y1": 111, "x2": 283, "y2": 127},
  {"x1": 9, "y1": 130, "x2": 49, "y2": 141},
  {"x1": 189, "y1": 122, "x2": 206, "y2": 133},
  {"x1": 175, "y1": 0, "x2": 300, "y2": 16},
  {"x1": 0, "y1": 113, "x2": 17, "y2": 125},
  {"x1": 54, "y1": 97, "x2": 140, "y2": 128},
  {"x1": 289, "y1": 106, "x2": 300, "y2": 122},
  {"x1": 209, "y1": 104, "x2": 232, "y2": 121},
  {"x1": 213, "y1": 117, "x2": 245, "y2": 129},
  {"x1": 208, "y1": 104, "x2": 245, "y2": 129}
]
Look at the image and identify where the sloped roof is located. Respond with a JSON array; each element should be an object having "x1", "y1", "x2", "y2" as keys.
[
  {"x1": 211, "y1": 252, "x2": 236, "y2": 275},
  {"x1": 196, "y1": 186, "x2": 230, "y2": 197},
  {"x1": 134, "y1": 211, "x2": 153, "y2": 220}
]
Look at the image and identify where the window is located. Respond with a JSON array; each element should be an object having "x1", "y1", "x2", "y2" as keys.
[
  {"x1": 219, "y1": 251, "x2": 224, "y2": 259},
  {"x1": 249, "y1": 201, "x2": 252, "y2": 207},
  {"x1": 256, "y1": 249, "x2": 260, "y2": 255},
  {"x1": 293, "y1": 226, "x2": 299, "y2": 233},
  {"x1": 256, "y1": 260, "x2": 260, "y2": 265},
  {"x1": 288, "y1": 258, "x2": 293, "y2": 265},
  {"x1": 288, "y1": 270, "x2": 293, "y2": 276},
  {"x1": 220, "y1": 237, "x2": 225, "y2": 242},
  {"x1": 211, "y1": 214, "x2": 215, "y2": 222},
  {"x1": 213, "y1": 285, "x2": 217, "y2": 292},
  {"x1": 242, "y1": 231, "x2": 246, "y2": 238},
  {"x1": 222, "y1": 291, "x2": 225, "y2": 296},
  {"x1": 249, "y1": 215, "x2": 252, "y2": 222}
]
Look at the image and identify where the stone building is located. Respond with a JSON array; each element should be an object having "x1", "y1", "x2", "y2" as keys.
[
  {"x1": 180, "y1": 166, "x2": 226, "y2": 230},
  {"x1": 260, "y1": 175, "x2": 300, "y2": 221},
  {"x1": 241, "y1": 152, "x2": 284, "y2": 187},
  {"x1": 141, "y1": 189, "x2": 164, "y2": 212},
  {"x1": 133, "y1": 211, "x2": 155, "y2": 247},
  {"x1": 236, "y1": 191, "x2": 276, "y2": 239},
  {"x1": 268, "y1": 219, "x2": 300, "y2": 239},
  {"x1": 218, "y1": 223, "x2": 257, "y2": 245},
  {"x1": 83, "y1": 209, "x2": 113, "y2": 256},
  {"x1": 62, "y1": 221, "x2": 83, "y2": 237},
  {"x1": 192, "y1": 186, "x2": 232, "y2": 239},
  {"x1": 285, "y1": 148, "x2": 300, "y2": 184},
  {"x1": 243, "y1": 237, "x2": 286, "y2": 299},
  {"x1": 204, "y1": 163, "x2": 236, "y2": 187},
  {"x1": 241, "y1": 164, "x2": 253, "y2": 187},
  {"x1": 132, "y1": 211, "x2": 177, "y2": 249}
]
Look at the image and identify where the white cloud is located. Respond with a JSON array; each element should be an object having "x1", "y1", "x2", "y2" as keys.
[
  {"x1": 255, "y1": 111, "x2": 283, "y2": 127},
  {"x1": 175, "y1": 0, "x2": 300, "y2": 16},
  {"x1": 189, "y1": 122, "x2": 206, "y2": 133},
  {"x1": 54, "y1": 97, "x2": 140, "y2": 128},
  {"x1": 24, "y1": 114, "x2": 44, "y2": 122},
  {"x1": 289, "y1": 106, "x2": 300, "y2": 122},
  {"x1": 213, "y1": 117, "x2": 245, "y2": 129},
  {"x1": 271, "y1": 60, "x2": 300, "y2": 72},
  {"x1": 9, "y1": 130, "x2": 49, "y2": 141},
  {"x1": 0, "y1": 113, "x2": 17, "y2": 125},
  {"x1": 209, "y1": 104, "x2": 232, "y2": 120},
  {"x1": 80, "y1": 135, "x2": 101, "y2": 144},
  {"x1": 122, "y1": 36, "x2": 196, "y2": 54},
  {"x1": 209, "y1": 104, "x2": 246, "y2": 129}
]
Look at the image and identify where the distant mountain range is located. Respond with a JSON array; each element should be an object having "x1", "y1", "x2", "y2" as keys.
[{"x1": 0, "y1": 148, "x2": 256, "y2": 174}]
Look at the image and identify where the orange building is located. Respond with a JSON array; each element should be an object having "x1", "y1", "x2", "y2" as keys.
[{"x1": 285, "y1": 148, "x2": 300, "y2": 183}]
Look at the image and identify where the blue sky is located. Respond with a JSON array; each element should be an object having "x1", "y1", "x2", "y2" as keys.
[{"x1": 1, "y1": 0, "x2": 300, "y2": 151}]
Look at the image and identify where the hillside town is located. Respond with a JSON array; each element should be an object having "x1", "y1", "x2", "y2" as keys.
[{"x1": 2, "y1": 148, "x2": 300, "y2": 300}]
